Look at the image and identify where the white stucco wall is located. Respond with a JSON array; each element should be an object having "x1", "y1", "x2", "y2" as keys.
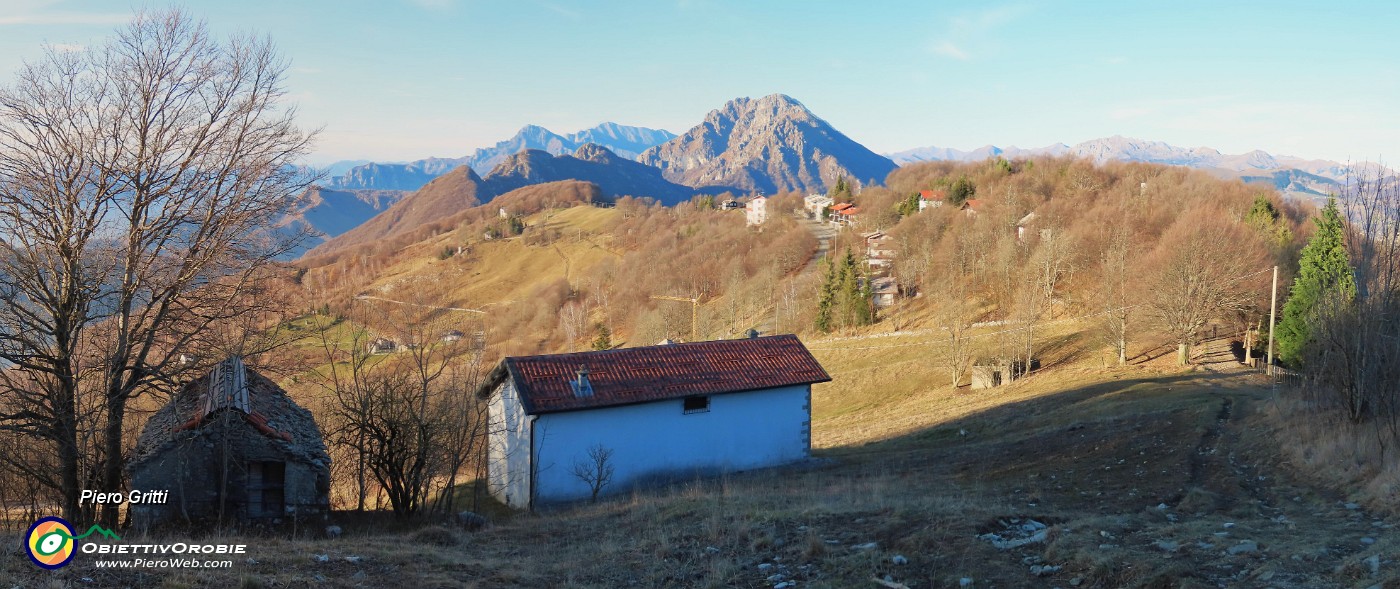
[
  {"x1": 486, "y1": 379, "x2": 534, "y2": 509},
  {"x1": 530, "y1": 384, "x2": 811, "y2": 505}
]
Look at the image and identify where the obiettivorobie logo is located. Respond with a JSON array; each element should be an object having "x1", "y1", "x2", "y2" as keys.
[{"x1": 25, "y1": 516, "x2": 121, "y2": 570}]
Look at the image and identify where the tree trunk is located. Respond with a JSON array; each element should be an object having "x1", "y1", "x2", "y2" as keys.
[
  {"x1": 97, "y1": 387, "x2": 130, "y2": 528},
  {"x1": 57, "y1": 395, "x2": 81, "y2": 524},
  {"x1": 1178, "y1": 342, "x2": 1190, "y2": 366}
]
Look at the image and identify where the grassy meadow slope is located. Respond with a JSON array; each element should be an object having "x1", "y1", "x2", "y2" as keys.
[
  {"x1": 8, "y1": 324, "x2": 1396, "y2": 588},
  {"x1": 10, "y1": 159, "x2": 1395, "y2": 587}
]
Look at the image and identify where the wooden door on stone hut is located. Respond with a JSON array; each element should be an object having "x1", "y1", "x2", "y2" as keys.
[{"x1": 247, "y1": 461, "x2": 286, "y2": 517}]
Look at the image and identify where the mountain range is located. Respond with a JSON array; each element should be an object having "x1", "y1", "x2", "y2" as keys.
[
  {"x1": 291, "y1": 93, "x2": 1385, "y2": 261},
  {"x1": 887, "y1": 136, "x2": 1379, "y2": 201},
  {"x1": 325, "y1": 123, "x2": 677, "y2": 192},
  {"x1": 305, "y1": 143, "x2": 705, "y2": 256}
]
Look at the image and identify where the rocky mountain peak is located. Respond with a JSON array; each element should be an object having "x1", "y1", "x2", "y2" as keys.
[{"x1": 638, "y1": 94, "x2": 895, "y2": 194}]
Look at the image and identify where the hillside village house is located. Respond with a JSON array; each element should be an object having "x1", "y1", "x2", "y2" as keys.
[
  {"x1": 918, "y1": 189, "x2": 946, "y2": 211},
  {"x1": 871, "y1": 276, "x2": 899, "y2": 308},
  {"x1": 128, "y1": 357, "x2": 331, "y2": 528},
  {"x1": 864, "y1": 231, "x2": 894, "y2": 269},
  {"x1": 478, "y1": 334, "x2": 831, "y2": 510},
  {"x1": 367, "y1": 337, "x2": 397, "y2": 355},
  {"x1": 745, "y1": 195, "x2": 768, "y2": 226},
  {"x1": 830, "y1": 202, "x2": 860, "y2": 226},
  {"x1": 804, "y1": 194, "x2": 833, "y2": 219}
]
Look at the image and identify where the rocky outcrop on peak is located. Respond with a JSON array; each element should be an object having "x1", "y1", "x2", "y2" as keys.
[{"x1": 638, "y1": 94, "x2": 897, "y2": 194}]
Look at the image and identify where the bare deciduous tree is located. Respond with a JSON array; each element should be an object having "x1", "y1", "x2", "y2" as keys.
[
  {"x1": 569, "y1": 444, "x2": 615, "y2": 503},
  {"x1": 1144, "y1": 211, "x2": 1268, "y2": 365},
  {"x1": 0, "y1": 9, "x2": 315, "y2": 525}
]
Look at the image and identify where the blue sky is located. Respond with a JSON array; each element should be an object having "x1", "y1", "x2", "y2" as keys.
[{"x1": 3, "y1": 0, "x2": 1397, "y2": 166}]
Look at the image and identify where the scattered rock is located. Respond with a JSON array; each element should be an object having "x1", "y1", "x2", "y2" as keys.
[
  {"x1": 352, "y1": 571, "x2": 367, "y2": 581},
  {"x1": 981, "y1": 529, "x2": 1048, "y2": 550},
  {"x1": 758, "y1": 563, "x2": 774, "y2": 572},
  {"x1": 1346, "y1": 502, "x2": 1361, "y2": 510},
  {"x1": 325, "y1": 525, "x2": 342, "y2": 539},
  {"x1": 1070, "y1": 576, "x2": 1084, "y2": 586},
  {"x1": 1228, "y1": 541, "x2": 1259, "y2": 555},
  {"x1": 766, "y1": 573, "x2": 785, "y2": 582},
  {"x1": 705, "y1": 546, "x2": 720, "y2": 554},
  {"x1": 1029, "y1": 564, "x2": 1062, "y2": 576},
  {"x1": 1361, "y1": 537, "x2": 1377, "y2": 545},
  {"x1": 959, "y1": 578, "x2": 974, "y2": 587},
  {"x1": 344, "y1": 555, "x2": 363, "y2": 564},
  {"x1": 852, "y1": 542, "x2": 879, "y2": 551},
  {"x1": 313, "y1": 574, "x2": 327, "y2": 582},
  {"x1": 891, "y1": 554, "x2": 908, "y2": 565},
  {"x1": 1365, "y1": 554, "x2": 1381, "y2": 576},
  {"x1": 1223, "y1": 522, "x2": 1235, "y2": 528},
  {"x1": 1155, "y1": 540, "x2": 1181, "y2": 552},
  {"x1": 774, "y1": 582, "x2": 796, "y2": 589},
  {"x1": 457, "y1": 511, "x2": 488, "y2": 531},
  {"x1": 1099, "y1": 530, "x2": 1114, "y2": 539},
  {"x1": 1156, "y1": 503, "x2": 1169, "y2": 510},
  {"x1": 824, "y1": 539, "x2": 841, "y2": 545},
  {"x1": 1197, "y1": 542, "x2": 1215, "y2": 550},
  {"x1": 313, "y1": 554, "x2": 329, "y2": 563}
]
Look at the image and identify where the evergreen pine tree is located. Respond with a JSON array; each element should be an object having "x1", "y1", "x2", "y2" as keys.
[
  {"x1": 1276, "y1": 197, "x2": 1354, "y2": 366},
  {"x1": 591, "y1": 323, "x2": 613, "y2": 351},
  {"x1": 814, "y1": 256, "x2": 836, "y2": 332}
]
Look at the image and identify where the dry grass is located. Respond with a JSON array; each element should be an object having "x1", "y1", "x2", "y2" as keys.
[{"x1": 8, "y1": 326, "x2": 1399, "y2": 587}]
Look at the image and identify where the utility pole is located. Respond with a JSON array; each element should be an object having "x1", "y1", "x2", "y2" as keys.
[
  {"x1": 1266, "y1": 265, "x2": 1278, "y2": 375},
  {"x1": 652, "y1": 295, "x2": 699, "y2": 341}
]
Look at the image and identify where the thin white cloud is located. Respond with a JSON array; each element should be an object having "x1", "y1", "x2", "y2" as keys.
[
  {"x1": 403, "y1": 0, "x2": 456, "y2": 10},
  {"x1": 927, "y1": 3, "x2": 1030, "y2": 61},
  {"x1": 0, "y1": 12, "x2": 129, "y2": 25},
  {"x1": 932, "y1": 41, "x2": 968, "y2": 61},
  {"x1": 538, "y1": 1, "x2": 581, "y2": 19}
]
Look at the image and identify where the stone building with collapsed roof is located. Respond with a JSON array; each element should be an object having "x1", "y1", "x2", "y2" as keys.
[
  {"x1": 478, "y1": 334, "x2": 831, "y2": 510},
  {"x1": 128, "y1": 357, "x2": 330, "y2": 528}
]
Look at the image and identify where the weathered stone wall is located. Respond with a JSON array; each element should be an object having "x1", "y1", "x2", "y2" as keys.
[{"x1": 129, "y1": 367, "x2": 331, "y2": 529}]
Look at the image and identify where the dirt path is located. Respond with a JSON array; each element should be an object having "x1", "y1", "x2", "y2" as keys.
[{"x1": 911, "y1": 372, "x2": 1397, "y2": 588}]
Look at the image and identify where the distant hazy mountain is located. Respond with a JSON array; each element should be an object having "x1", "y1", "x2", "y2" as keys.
[
  {"x1": 482, "y1": 144, "x2": 698, "y2": 206},
  {"x1": 306, "y1": 143, "x2": 697, "y2": 258},
  {"x1": 638, "y1": 94, "x2": 897, "y2": 194},
  {"x1": 309, "y1": 166, "x2": 489, "y2": 256},
  {"x1": 325, "y1": 123, "x2": 676, "y2": 191},
  {"x1": 885, "y1": 136, "x2": 1385, "y2": 200},
  {"x1": 277, "y1": 187, "x2": 408, "y2": 256},
  {"x1": 567, "y1": 123, "x2": 676, "y2": 160},
  {"x1": 316, "y1": 159, "x2": 376, "y2": 178}
]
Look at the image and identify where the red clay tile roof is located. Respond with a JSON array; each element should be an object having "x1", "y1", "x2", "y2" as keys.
[
  {"x1": 481, "y1": 335, "x2": 831, "y2": 414},
  {"x1": 830, "y1": 202, "x2": 853, "y2": 211},
  {"x1": 920, "y1": 190, "x2": 947, "y2": 200}
]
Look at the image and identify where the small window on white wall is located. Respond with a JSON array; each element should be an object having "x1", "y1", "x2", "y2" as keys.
[{"x1": 683, "y1": 395, "x2": 710, "y2": 414}]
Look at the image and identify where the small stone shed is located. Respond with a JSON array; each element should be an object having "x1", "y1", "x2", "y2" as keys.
[{"x1": 128, "y1": 357, "x2": 330, "y2": 528}]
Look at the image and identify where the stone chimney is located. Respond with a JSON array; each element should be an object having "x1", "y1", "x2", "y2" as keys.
[{"x1": 573, "y1": 364, "x2": 592, "y2": 397}]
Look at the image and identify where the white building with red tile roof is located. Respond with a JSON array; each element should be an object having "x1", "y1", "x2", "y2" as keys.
[{"x1": 477, "y1": 335, "x2": 830, "y2": 509}]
